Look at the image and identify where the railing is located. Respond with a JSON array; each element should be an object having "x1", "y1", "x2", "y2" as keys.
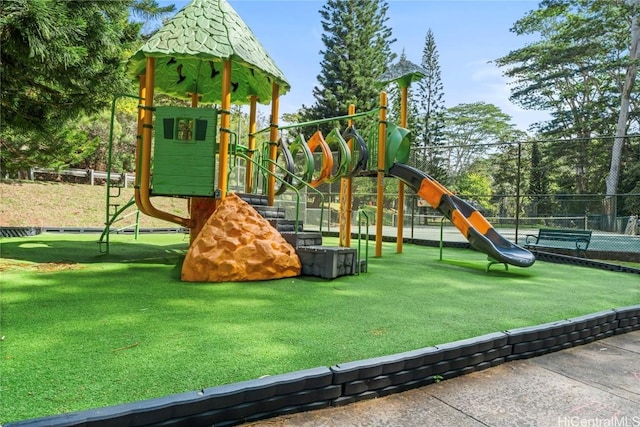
[
  {"x1": 357, "y1": 209, "x2": 370, "y2": 273},
  {"x1": 234, "y1": 152, "x2": 305, "y2": 235},
  {"x1": 29, "y1": 168, "x2": 135, "y2": 187},
  {"x1": 97, "y1": 197, "x2": 140, "y2": 253},
  {"x1": 264, "y1": 158, "x2": 326, "y2": 233}
]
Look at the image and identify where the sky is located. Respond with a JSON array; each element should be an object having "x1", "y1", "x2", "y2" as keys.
[{"x1": 154, "y1": 0, "x2": 551, "y2": 131}]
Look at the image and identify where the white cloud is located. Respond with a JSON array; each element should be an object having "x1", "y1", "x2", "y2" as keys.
[
  {"x1": 470, "y1": 60, "x2": 503, "y2": 82},
  {"x1": 462, "y1": 61, "x2": 551, "y2": 131}
]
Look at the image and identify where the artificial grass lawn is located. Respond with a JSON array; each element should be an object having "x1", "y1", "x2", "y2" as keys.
[{"x1": 1, "y1": 233, "x2": 639, "y2": 423}]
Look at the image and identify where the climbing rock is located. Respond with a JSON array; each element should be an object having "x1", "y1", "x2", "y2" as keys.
[{"x1": 181, "y1": 193, "x2": 301, "y2": 282}]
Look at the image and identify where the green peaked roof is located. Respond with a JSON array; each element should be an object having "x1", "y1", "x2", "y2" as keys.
[
  {"x1": 126, "y1": 0, "x2": 290, "y2": 104},
  {"x1": 378, "y1": 56, "x2": 428, "y2": 88}
]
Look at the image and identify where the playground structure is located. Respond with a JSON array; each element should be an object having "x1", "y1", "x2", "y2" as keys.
[{"x1": 99, "y1": 0, "x2": 535, "y2": 281}]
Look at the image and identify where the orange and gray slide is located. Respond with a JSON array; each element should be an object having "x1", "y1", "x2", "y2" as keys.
[{"x1": 389, "y1": 163, "x2": 535, "y2": 268}]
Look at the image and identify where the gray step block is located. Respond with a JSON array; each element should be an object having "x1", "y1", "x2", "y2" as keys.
[
  {"x1": 237, "y1": 193, "x2": 269, "y2": 206},
  {"x1": 268, "y1": 219, "x2": 304, "y2": 233},
  {"x1": 254, "y1": 206, "x2": 286, "y2": 219},
  {"x1": 282, "y1": 232, "x2": 323, "y2": 248},
  {"x1": 297, "y1": 246, "x2": 358, "y2": 279}
]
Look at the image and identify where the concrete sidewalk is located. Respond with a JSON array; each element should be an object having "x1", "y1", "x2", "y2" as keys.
[{"x1": 244, "y1": 331, "x2": 640, "y2": 426}]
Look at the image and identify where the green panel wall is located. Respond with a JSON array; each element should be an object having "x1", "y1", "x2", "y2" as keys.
[{"x1": 152, "y1": 106, "x2": 218, "y2": 197}]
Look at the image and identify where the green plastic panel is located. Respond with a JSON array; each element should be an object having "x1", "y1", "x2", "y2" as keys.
[
  {"x1": 385, "y1": 123, "x2": 411, "y2": 171},
  {"x1": 152, "y1": 106, "x2": 218, "y2": 197}
]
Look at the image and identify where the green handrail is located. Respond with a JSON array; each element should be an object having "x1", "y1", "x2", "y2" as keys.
[
  {"x1": 100, "y1": 93, "x2": 143, "y2": 254},
  {"x1": 98, "y1": 197, "x2": 140, "y2": 243},
  {"x1": 235, "y1": 152, "x2": 304, "y2": 234},
  {"x1": 357, "y1": 209, "x2": 370, "y2": 274},
  {"x1": 440, "y1": 216, "x2": 447, "y2": 261},
  {"x1": 225, "y1": 130, "x2": 249, "y2": 192},
  {"x1": 265, "y1": 158, "x2": 326, "y2": 233},
  {"x1": 254, "y1": 108, "x2": 380, "y2": 135}
]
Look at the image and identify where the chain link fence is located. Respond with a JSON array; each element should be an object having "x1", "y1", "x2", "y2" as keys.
[
  {"x1": 21, "y1": 134, "x2": 639, "y2": 261},
  {"x1": 268, "y1": 134, "x2": 640, "y2": 261}
]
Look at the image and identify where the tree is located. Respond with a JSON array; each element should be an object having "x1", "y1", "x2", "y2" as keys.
[
  {"x1": 413, "y1": 29, "x2": 447, "y2": 182},
  {"x1": 69, "y1": 109, "x2": 139, "y2": 172},
  {"x1": 0, "y1": 123, "x2": 101, "y2": 177},
  {"x1": 0, "y1": 0, "x2": 173, "y2": 175},
  {"x1": 441, "y1": 102, "x2": 518, "y2": 181},
  {"x1": 302, "y1": 0, "x2": 396, "y2": 133},
  {"x1": 495, "y1": 0, "x2": 639, "y2": 199},
  {"x1": 452, "y1": 172, "x2": 494, "y2": 214},
  {"x1": 606, "y1": 0, "x2": 640, "y2": 209},
  {"x1": 621, "y1": 154, "x2": 640, "y2": 214},
  {"x1": 382, "y1": 50, "x2": 421, "y2": 141}
]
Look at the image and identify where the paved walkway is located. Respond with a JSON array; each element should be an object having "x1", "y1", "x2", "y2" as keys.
[{"x1": 244, "y1": 331, "x2": 640, "y2": 426}]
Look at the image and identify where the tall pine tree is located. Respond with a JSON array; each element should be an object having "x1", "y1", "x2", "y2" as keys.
[
  {"x1": 0, "y1": 0, "x2": 173, "y2": 176},
  {"x1": 0, "y1": 0, "x2": 173, "y2": 132},
  {"x1": 413, "y1": 29, "x2": 446, "y2": 181},
  {"x1": 384, "y1": 50, "x2": 416, "y2": 128},
  {"x1": 495, "y1": 0, "x2": 639, "y2": 196},
  {"x1": 303, "y1": 0, "x2": 396, "y2": 131}
]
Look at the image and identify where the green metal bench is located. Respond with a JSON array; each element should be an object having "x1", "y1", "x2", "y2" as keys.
[{"x1": 524, "y1": 228, "x2": 593, "y2": 257}]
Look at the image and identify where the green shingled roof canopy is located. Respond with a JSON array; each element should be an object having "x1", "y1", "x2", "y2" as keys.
[
  {"x1": 378, "y1": 57, "x2": 428, "y2": 88},
  {"x1": 126, "y1": 0, "x2": 290, "y2": 104}
]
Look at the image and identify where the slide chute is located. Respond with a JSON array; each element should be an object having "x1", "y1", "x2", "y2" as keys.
[{"x1": 389, "y1": 163, "x2": 535, "y2": 268}]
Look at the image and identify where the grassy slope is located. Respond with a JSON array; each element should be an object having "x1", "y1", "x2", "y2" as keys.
[{"x1": 1, "y1": 180, "x2": 188, "y2": 228}]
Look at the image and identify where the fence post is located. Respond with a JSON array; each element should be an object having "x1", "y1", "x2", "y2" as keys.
[
  {"x1": 327, "y1": 194, "x2": 331, "y2": 233},
  {"x1": 514, "y1": 141, "x2": 522, "y2": 244},
  {"x1": 410, "y1": 195, "x2": 415, "y2": 239},
  {"x1": 89, "y1": 169, "x2": 95, "y2": 186}
]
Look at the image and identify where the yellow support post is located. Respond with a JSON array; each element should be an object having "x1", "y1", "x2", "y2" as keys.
[
  {"x1": 134, "y1": 74, "x2": 146, "y2": 214},
  {"x1": 190, "y1": 92, "x2": 199, "y2": 107},
  {"x1": 267, "y1": 82, "x2": 280, "y2": 206},
  {"x1": 397, "y1": 85, "x2": 408, "y2": 254},
  {"x1": 340, "y1": 104, "x2": 356, "y2": 247},
  {"x1": 397, "y1": 182, "x2": 405, "y2": 253},
  {"x1": 375, "y1": 92, "x2": 387, "y2": 257},
  {"x1": 136, "y1": 57, "x2": 190, "y2": 228},
  {"x1": 217, "y1": 60, "x2": 232, "y2": 200}
]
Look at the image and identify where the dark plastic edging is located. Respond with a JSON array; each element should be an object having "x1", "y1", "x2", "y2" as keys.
[
  {"x1": 7, "y1": 305, "x2": 639, "y2": 427},
  {"x1": 531, "y1": 250, "x2": 640, "y2": 274}
]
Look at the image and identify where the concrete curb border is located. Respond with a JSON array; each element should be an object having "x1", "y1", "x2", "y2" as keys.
[{"x1": 8, "y1": 305, "x2": 639, "y2": 427}]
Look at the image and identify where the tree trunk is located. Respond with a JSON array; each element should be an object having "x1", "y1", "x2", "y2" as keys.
[{"x1": 604, "y1": 2, "x2": 639, "y2": 231}]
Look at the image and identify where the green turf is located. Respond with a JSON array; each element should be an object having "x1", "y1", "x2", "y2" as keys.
[{"x1": 1, "y1": 233, "x2": 638, "y2": 423}]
